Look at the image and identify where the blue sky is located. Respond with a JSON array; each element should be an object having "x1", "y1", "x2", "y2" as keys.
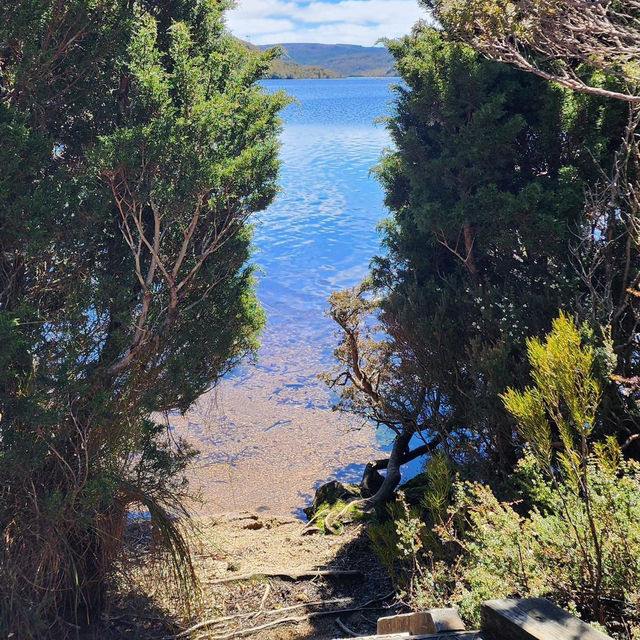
[{"x1": 226, "y1": 0, "x2": 428, "y2": 46}]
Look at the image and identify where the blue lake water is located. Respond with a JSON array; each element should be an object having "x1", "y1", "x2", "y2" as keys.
[
  {"x1": 180, "y1": 78, "x2": 422, "y2": 515},
  {"x1": 254, "y1": 77, "x2": 395, "y2": 350}
]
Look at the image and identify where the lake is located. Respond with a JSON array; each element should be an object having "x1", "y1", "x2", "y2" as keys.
[{"x1": 172, "y1": 78, "x2": 399, "y2": 516}]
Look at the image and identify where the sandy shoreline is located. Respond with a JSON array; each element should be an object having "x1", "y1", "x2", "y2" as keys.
[{"x1": 170, "y1": 334, "x2": 385, "y2": 517}]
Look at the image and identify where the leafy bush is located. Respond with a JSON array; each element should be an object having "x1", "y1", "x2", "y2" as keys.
[
  {"x1": 438, "y1": 451, "x2": 640, "y2": 633},
  {"x1": 368, "y1": 452, "x2": 454, "y2": 601},
  {"x1": 372, "y1": 314, "x2": 640, "y2": 637}
]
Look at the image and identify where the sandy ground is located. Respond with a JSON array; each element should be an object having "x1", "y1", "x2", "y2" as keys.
[
  {"x1": 168, "y1": 336, "x2": 386, "y2": 517},
  {"x1": 103, "y1": 513, "x2": 395, "y2": 640},
  {"x1": 100, "y1": 328, "x2": 393, "y2": 639}
]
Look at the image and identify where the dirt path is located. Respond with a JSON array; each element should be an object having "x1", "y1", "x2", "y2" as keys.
[{"x1": 103, "y1": 513, "x2": 395, "y2": 640}]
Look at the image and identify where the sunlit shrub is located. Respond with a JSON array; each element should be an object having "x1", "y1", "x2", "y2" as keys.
[{"x1": 372, "y1": 314, "x2": 640, "y2": 637}]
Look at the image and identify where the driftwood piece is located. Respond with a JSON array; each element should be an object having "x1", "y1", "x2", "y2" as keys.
[
  {"x1": 482, "y1": 599, "x2": 612, "y2": 640},
  {"x1": 209, "y1": 568, "x2": 362, "y2": 584}
]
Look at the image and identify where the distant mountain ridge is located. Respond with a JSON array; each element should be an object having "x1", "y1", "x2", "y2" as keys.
[
  {"x1": 259, "y1": 43, "x2": 396, "y2": 78},
  {"x1": 239, "y1": 40, "x2": 335, "y2": 79}
]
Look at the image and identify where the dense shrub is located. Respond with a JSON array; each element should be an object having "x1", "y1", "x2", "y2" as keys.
[{"x1": 371, "y1": 315, "x2": 640, "y2": 637}]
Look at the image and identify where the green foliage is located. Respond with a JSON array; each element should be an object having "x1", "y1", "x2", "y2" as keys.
[
  {"x1": 433, "y1": 449, "x2": 640, "y2": 634},
  {"x1": 325, "y1": 10, "x2": 640, "y2": 636},
  {"x1": 368, "y1": 502, "x2": 405, "y2": 578},
  {"x1": 369, "y1": 497, "x2": 428, "y2": 595},
  {"x1": 421, "y1": 451, "x2": 452, "y2": 526},
  {"x1": 417, "y1": 3, "x2": 640, "y2": 427},
  {"x1": 326, "y1": 26, "x2": 624, "y2": 483},
  {"x1": 331, "y1": 24, "x2": 630, "y2": 482},
  {"x1": 372, "y1": 316, "x2": 640, "y2": 636},
  {"x1": 0, "y1": 1, "x2": 285, "y2": 635},
  {"x1": 501, "y1": 313, "x2": 608, "y2": 478},
  {"x1": 421, "y1": 0, "x2": 640, "y2": 101},
  {"x1": 498, "y1": 314, "x2": 626, "y2": 620},
  {"x1": 368, "y1": 453, "x2": 453, "y2": 592}
]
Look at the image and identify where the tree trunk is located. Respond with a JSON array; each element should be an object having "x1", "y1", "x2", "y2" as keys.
[
  {"x1": 64, "y1": 501, "x2": 126, "y2": 624},
  {"x1": 360, "y1": 440, "x2": 435, "y2": 499},
  {"x1": 361, "y1": 462, "x2": 385, "y2": 498},
  {"x1": 463, "y1": 223, "x2": 480, "y2": 287},
  {"x1": 367, "y1": 430, "x2": 413, "y2": 506}
]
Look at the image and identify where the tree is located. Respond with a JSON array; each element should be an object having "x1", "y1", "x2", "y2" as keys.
[
  {"x1": 421, "y1": 0, "x2": 640, "y2": 102},
  {"x1": 325, "y1": 27, "x2": 625, "y2": 501},
  {"x1": 420, "y1": 1, "x2": 640, "y2": 446},
  {"x1": 0, "y1": 1, "x2": 286, "y2": 634},
  {"x1": 324, "y1": 285, "x2": 442, "y2": 505}
]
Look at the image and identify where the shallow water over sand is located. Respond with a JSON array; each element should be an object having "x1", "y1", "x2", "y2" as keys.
[{"x1": 172, "y1": 78, "x2": 397, "y2": 516}]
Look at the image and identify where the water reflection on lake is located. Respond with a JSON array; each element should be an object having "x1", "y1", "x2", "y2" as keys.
[{"x1": 173, "y1": 78, "x2": 405, "y2": 516}]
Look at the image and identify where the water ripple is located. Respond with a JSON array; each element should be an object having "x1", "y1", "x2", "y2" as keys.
[{"x1": 253, "y1": 82, "x2": 393, "y2": 341}]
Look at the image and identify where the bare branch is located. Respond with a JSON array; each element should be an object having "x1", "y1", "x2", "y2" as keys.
[{"x1": 428, "y1": 0, "x2": 640, "y2": 102}]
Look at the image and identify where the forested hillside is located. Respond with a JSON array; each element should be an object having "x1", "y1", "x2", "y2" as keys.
[
  {"x1": 243, "y1": 40, "x2": 340, "y2": 78},
  {"x1": 259, "y1": 43, "x2": 396, "y2": 77},
  {"x1": 267, "y1": 58, "x2": 340, "y2": 79}
]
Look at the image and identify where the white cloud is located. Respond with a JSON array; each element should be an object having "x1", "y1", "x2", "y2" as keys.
[
  {"x1": 231, "y1": 17, "x2": 297, "y2": 35},
  {"x1": 226, "y1": 0, "x2": 426, "y2": 46}
]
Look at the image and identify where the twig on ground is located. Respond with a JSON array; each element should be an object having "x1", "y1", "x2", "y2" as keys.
[
  {"x1": 192, "y1": 605, "x2": 387, "y2": 640},
  {"x1": 359, "y1": 612, "x2": 378, "y2": 626},
  {"x1": 300, "y1": 525, "x2": 322, "y2": 536},
  {"x1": 299, "y1": 511, "x2": 322, "y2": 535},
  {"x1": 177, "y1": 591, "x2": 395, "y2": 640},
  {"x1": 258, "y1": 582, "x2": 270, "y2": 610},
  {"x1": 336, "y1": 616, "x2": 367, "y2": 637},
  {"x1": 172, "y1": 597, "x2": 353, "y2": 638},
  {"x1": 209, "y1": 568, "x2": 362, "y2": 584}
]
